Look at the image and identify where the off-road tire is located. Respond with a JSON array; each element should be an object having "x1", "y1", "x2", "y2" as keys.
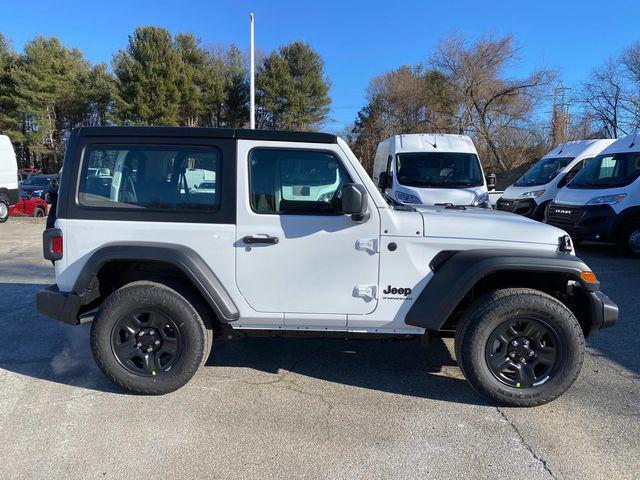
[
  {"x1": 0, "y1": 194, "x2": 9, "y2": 223},
  {"x1": 455, "y1": 288, "x2": 584, "y2": 407},
  {"x1": 91, "y1": 280, "x2": 210, "y2": 394},
  {"x1": 33, "y1": 206, "x2": 46, "y2": 218},
  {"x1": 617, "y1": 219, "x2": 640, "y2": 258}
]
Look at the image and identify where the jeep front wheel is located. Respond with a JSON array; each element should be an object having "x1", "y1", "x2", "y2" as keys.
[
  {"x1": 455, "y1": 288, "x2": 584, "y2": 407},
  {"x1": 91, "y1": 281, "x2": 210, "y2": 394}
]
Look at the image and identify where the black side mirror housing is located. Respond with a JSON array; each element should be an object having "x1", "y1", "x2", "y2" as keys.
[
  {"x1": 44, "y1": 193, "x2": 52, "y2": 205},
  {"x1": 486, "y1": 172, "x2": 497, "y2": 191},
  {"x1": 558, "y1": 172, "x2": 575, "y2": 188},
  {"x1": 378, "y1": 172, "x2": 390, "y2": 190},
  {"x1": 341, "y1": 184, "x2": 368, "y2": 221}
]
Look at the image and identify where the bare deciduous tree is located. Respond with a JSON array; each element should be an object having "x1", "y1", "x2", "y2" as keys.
[
  {"x1": 429, "y1": 34, "x2": 555, "y2": 171},
  {"x1": 581, "y1": 59, "x2": 634, "y2": 138}
]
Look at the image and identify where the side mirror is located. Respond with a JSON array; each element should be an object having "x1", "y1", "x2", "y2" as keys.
[
  {"x1": 341, "y1": 184, "x2": 368, "y2": 221},
  {"x1": 558, "y1": 172, "x2": 575, "y2": 188},
  {"x1": 44, "y1": 193, "x2": 52, "y2": 204},
  {"x1": 486, "y1": 172, "x2": 497, "y2": 191},
  {"x1": 378, "y1": 172, "x2": 390, "y2": 190}
]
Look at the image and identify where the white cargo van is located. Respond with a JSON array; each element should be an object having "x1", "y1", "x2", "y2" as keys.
[
  {"x1": 546, "y1": 134, "x2": 640, "y2": 256},
  {"x1": 372, "y1": 134, "x2": 491, "y2": 208},
  {"x1": 0, "y1": 135, "x2": 19, "y2": 223},
  {"x1": 497, "y1": 139, "x2": 614, "y2": 220}
]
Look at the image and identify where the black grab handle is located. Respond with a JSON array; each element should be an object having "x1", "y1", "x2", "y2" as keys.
[{"x1": 243, "y1": 235, "x2": 279, "y2": 245}]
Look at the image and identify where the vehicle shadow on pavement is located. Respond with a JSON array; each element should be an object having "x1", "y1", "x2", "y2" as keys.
[
  {"x1": 0, "y1": 281, "x2": 486, "y2": 403},
  {"x1": 576, "y1": 244, "x2": 640, "y2": 378},
  {"x1": 0, "y1": 282, "x2": 125, "y2": 395},
  {"x1": 209, "y1": 336, "x2": 491, "y2": 406}
]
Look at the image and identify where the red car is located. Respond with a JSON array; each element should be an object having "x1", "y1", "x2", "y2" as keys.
[{"x1": 9, "y1": 191, "x2": 48, "y2": 217}]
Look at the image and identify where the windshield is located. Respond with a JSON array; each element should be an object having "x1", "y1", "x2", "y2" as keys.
[
  {"x1": 568, "y1": 152, "x2": 640, "y2": 189},
  {"x1": 515, "y1": 156, "x2": 574, "y2": 186},
  {"x1": 396, "y1": 152, "x2": 483, "y2": 188},
  {"x1": 21, "y1": 176, "x2": 51, "y2": 186}
]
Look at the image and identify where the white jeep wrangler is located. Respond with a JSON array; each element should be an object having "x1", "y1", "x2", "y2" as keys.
[{"x1": 37, "y1": 127, "x2": 618, "y2": 406}]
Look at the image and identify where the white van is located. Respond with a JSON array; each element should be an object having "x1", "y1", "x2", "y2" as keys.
[
  {"x1": 372, "y1": 134, "x2": 491, "y2": 208},
  {"x1": 497, "y1": 139, "x2": 614, "y2": 220},
  {"x1": 0, "y1": 135, "x2": 19, "y2": 223},
  {"x1": 545, "y1": 134, "x2": 640, "y2": 256}
]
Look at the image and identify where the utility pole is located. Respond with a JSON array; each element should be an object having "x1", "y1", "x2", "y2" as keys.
[
  {"x1": 249, "y1": 13, "x2": 255, "y2": 129},
  {"x1": 551, "y1": 83, "x2": 569, "y2": 145}
]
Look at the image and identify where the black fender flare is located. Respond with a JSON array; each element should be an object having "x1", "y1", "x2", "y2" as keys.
[
  {"x1": 405, "y1": 249, "x2": 597, "y2": 330},
  {"x1": 74, "y1": 242, "x2": 239, "y2": 322}
]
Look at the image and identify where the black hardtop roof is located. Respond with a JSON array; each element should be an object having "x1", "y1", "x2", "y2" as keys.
[{"x1": 75, "y1": 126, "x2": 337, "y2": 144}]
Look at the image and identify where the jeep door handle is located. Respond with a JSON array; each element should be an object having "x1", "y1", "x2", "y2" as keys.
[{"x1": 243, "y1": 235, "x2": 279, "y2": 245}]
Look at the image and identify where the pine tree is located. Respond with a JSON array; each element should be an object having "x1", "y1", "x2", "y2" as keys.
[
  {"x1": 256, "y1": 41, "x2": 330, "y2": 130},
  {"x1": 113, "y1": 27, "x2": 182, "y2": 125}
]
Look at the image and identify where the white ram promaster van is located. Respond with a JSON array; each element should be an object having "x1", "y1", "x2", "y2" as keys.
[
  {"x1": 373, "y1": 134, "x2": 491, "y2": 208},
  {"x1": 0, "y1": 135, "x2": 19, "y2": 223},
  {"x1": 546, "y1": 134, "x2": 640, "y2": 257},
  {"x1": 497, "y1": 140, "x2": 614, "y2": 220},
  {"x1": 36, "y1": 126, "x2": 618, "y2": 407}
]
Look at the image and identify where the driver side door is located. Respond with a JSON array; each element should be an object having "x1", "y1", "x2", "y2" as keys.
[{"x1": 235, "y1": 141, "x2": 381, "y2": 325}]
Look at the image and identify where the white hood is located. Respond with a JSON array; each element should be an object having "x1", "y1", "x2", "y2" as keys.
[
  {"x1": 501, "y1": 183, "x2": 548, "y2": 201},
  {"x1": 416, "y1": 205, "x2": 567, "y2": 246},
  {"x1": 400, "y1": 186, "x2": 483, "y2": 206},
  {"x1": 554, "y1": 186, "x2": 626, "y2": 206}
]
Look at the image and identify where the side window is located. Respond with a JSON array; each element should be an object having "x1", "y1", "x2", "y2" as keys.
[
  {"x1": 249, "y1": 148, "x2": 351, "y2": 215},
  {"x1": 78, "y1": 145, "x2": 221, "y2": 212}
]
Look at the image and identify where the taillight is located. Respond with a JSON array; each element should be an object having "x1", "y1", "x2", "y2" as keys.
[
  {"x1": 51, "y1": 236, "x2": 63, "y2": 255},
  {"x1": 43, "y1": 228, "x2": 63, "y2": 261}
]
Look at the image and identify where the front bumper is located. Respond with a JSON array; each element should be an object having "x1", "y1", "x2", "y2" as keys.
[
  {"x1": 36, "y1": 284, "x2": 98, "y2": 325},
  {"x1": 496, "y1": 197, "x2": 548, "y2": 219},
  {"x1": 587, "y1": 290, "x2": 618, "y2": 331},
  {"x1": 545, "y1": 203, "x2": 617, "y2": 242}
]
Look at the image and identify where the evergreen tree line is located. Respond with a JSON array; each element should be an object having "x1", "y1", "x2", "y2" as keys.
[{"x1": 0, "y1": 27, "x2": 330, "y2": 171}]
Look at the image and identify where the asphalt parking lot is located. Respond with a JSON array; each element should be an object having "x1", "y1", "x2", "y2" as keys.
[{"x1": 0, "y1": 218, "x2": 638, "y2": 480}]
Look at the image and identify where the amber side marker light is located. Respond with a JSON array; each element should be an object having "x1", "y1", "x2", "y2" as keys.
[{"x1": 580, "y1": 271, "x2": 597, "y2": 283}]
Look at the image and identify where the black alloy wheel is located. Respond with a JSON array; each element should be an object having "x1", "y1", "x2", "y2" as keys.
[
  {"x1": 111, "y1": 309, "x2": 184, "y2": 377},
  {"x1": 91, "y1": 281, "x2": 210, "y2": 394},
  {"x1": 485, "y1": 317, "x2": 560, "y2": 389}
]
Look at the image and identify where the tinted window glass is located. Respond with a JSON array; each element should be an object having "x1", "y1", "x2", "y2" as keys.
[
  {"x1": 568, "y1": 152, "x2": 640, "y2": 189},
  {"x1": 79, "y1": 145, "x2": 221, "y2": 211},
  {"x1": 396, "y1": 152, "x2": 483, "y2": 187},
  {"x1": 249, "y1": 149, "x2": 351, "y2": 214},
  {"x1": 514, "y1": 156, "x2": 574, "y2": 187}
]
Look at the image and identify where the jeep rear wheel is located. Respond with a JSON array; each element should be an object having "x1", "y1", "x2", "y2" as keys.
[
  {"x1": 455, "y1": 288, "x2": 584, "y2": 407},
  {"x1": 91, "y1": 281, "x2": 210, "y2": 394}
]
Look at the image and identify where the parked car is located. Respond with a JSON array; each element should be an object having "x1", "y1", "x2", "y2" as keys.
[
  {"x1": 37, "y1": 126, "x2": 617, "y2": 407},
  {"x1": 0, "y1": 135, "x2": 19, "y2": 223},
  {"x1": 19, "y1": 174, "x2": 59, "y2": 199},
  {"x1": 373, "y1": 134, "x2": 492, "y2": 208},
  {"x1": 545, "y1": 134, "x2": 640, "y2": 256},
  {"x1": 497, "y1": 140, "x2": 615, "y2": 220},
  {"x1": 9, "y1": 190, "x2": 48, "y2": 217}
]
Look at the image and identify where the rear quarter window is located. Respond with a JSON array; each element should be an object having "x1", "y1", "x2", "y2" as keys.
[{"x1": 78, "y1": 145, "x2": 221, "y2": 212}]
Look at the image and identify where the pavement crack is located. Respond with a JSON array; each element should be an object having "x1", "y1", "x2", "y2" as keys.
[{"x1": 497, "y1": 407, "x2": 557, "y2": 479}]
